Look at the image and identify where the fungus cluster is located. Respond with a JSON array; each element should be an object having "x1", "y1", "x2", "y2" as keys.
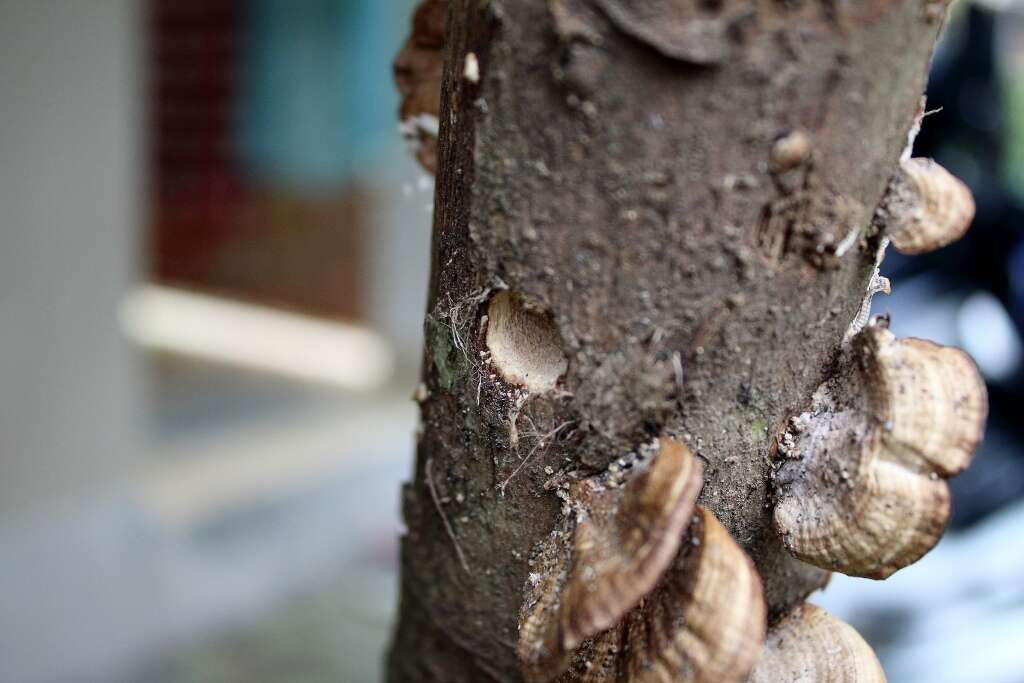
[
  {"x1": 774, "y1": 324, "x2": 987, "y2": 579},
  {"x1": 518, "y1": 439, "x2": 766, "y2": 683},
  {"x1": 509, "y1": 151, "x2": 984, "y2": 678},
  {"x1": 762, "y1": 150, "x2": 986, "y2": 675},
  {"x1": 772, "y1": 151, "x2": 985, "y2": 581}
]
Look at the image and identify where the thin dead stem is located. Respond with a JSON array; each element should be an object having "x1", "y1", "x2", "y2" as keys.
[
  {"x1": 425, "y1": 457, "x2": 470, "y2": 573},
  {"x1": 439, "y1": 288, "x2": 491, "y2": 361}
]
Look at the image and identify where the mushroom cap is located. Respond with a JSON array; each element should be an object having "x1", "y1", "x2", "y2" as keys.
[
  {"x1": 775, "y1": 433, "x2": 952, "y2": 579},
  {"x1": 774, "y1": 324, "x2": 987, "y2": 578},
  {"x1": 887, "y1": 157, "x2": 975, "y2": 255},
  {"x1": 518, "y1": 438, "x2": 704, "y2": 681},
  {"x1": 857, "y1": 327, "x2": 987, "y2": 476},
  {"x1": 561, "y1": 508, "x2": 767, "y2": 683},
  {"x1": 748, "y1": 603, "x2": 885, "y2": 683}
]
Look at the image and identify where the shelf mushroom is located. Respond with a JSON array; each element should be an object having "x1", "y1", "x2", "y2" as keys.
[
  {"x1": 773, "y1": 323, "x2": 987, "y2": 578},
  {"x1": 518, "y1": 438, "x2": 766, "y2": 683},
  {"x1": 748, "y1": 603, "x2": 885, "y2": 683}
]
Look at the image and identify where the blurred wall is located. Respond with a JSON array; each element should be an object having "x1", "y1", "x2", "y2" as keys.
[{"x1": 0, "y1": 0, "x2": 143, "y2": 519}]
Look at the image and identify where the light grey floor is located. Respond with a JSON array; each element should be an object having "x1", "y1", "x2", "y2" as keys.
[{"x1": 0, "y1": 360, "x2": 414, "y2": 683}]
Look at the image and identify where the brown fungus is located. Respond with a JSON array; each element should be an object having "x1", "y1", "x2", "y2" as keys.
[
  {"x1": 884, "y1": 157, "x2": 975, "y2": 255},
  {"x1": 747, "y1": 603, "x2": 885, "y2": 683},
  {"x1": 519, "y1": 440, "x2": 767, "y2": 682},
  {"x1": 518, "y1": 438, "x2": 704, "y2": 680},
  {"x1": 774, "y1": 323, "x2": 987, "y2": 579},
  {"x1": 394, "y1": 0, "x2": 446, "y2": 174},
  {"x1": 556, "y1": 507, "x2": 766, "y2": 683}
]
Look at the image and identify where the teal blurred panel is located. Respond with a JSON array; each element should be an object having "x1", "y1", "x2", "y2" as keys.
[{"x1": 237, "y1": 0, "x2": 404, "y2": 192}]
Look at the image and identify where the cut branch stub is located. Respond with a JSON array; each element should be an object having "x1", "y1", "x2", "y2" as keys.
[
  {"x1": 394, "y1": 0, "x2": 446, "y2": 174},
  {"x1": 518, "y1": 438, "x2": 704, "y2": 680},
  {"x1": 884, "y1": 157, "x2": 975, "y2": 255},
  {"x1": 773, "y1": 323, "x2": 987, "y2": 579},
  {"x1": 747, "y1": 603, "x2": 885, "y2": 683},
  {"x1": 486, "y1": 290, "x2": 568, "y2": 394},
  {"x1": 559, "y1": 507, "x2": 766, "y2": 683}
]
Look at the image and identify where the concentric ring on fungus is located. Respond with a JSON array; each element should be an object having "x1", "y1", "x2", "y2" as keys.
[
  {"x1": 518, "y1": 439, "x2": 767, "y2": 683},
  {"x1": 773, "y1": 323, "x2": 987, "y2": 579}
]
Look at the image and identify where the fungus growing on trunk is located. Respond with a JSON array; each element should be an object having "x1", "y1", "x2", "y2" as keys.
[
  {"x1": 518, "y1": 439, "x2": 766, "y2": 683},
  {"x1": 748, "y1": 603, "x2": 885, "y2": 683},
  {"x1": 518, "y1": 438, "x2": 704, "y2": 679},
  {"x1": 773, "y1": 323, "x2": 987, "y2": 579},
  {"x1": 551, "y1": 507, "x2": 766, "y2": 683},
  {"x1": 883, "y1": 157, "x2": 976, "y2": 255}
]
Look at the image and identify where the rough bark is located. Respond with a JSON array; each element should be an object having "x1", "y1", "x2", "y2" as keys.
[{"x1": 389, "y1": 2, "x2": 947, "y2": 681}]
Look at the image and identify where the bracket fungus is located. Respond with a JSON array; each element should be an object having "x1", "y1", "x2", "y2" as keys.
[
  {"x1": 395, "y1": 0, "x2": 446, "y2": 174},
  {"x1": 883, "y1": 157, "x2": 975, "y2": 255},
  {"x1": 748, "y1": 603, "x2": 885, "y2": 683},
  {"x1": 773, "y1": 322, "x2": 987, "y2": 579},
  {"x1": 518, "y1": 439, "x2": 767, "y2": 683},
  {"x1": 559, "y1": 508, "x2": 767, "y2": 683}
]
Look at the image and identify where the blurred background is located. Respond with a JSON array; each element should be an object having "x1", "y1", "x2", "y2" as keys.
[{"x1": 0, "y1": 1, "x2": 1021, "y2": 682}]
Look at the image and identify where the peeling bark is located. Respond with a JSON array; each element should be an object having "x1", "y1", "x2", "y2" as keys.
[{"x1": 388, "y1": 1, "x2": 948, "y2": 681}]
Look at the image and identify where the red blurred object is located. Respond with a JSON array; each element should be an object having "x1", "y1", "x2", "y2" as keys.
[{"x1": 147, "y1": 0, "x2": 365, "y2": 321}]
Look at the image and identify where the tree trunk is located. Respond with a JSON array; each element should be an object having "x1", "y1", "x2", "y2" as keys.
[{"x1": 389, "y1": 2, "x2": 949, "y2": 681}]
